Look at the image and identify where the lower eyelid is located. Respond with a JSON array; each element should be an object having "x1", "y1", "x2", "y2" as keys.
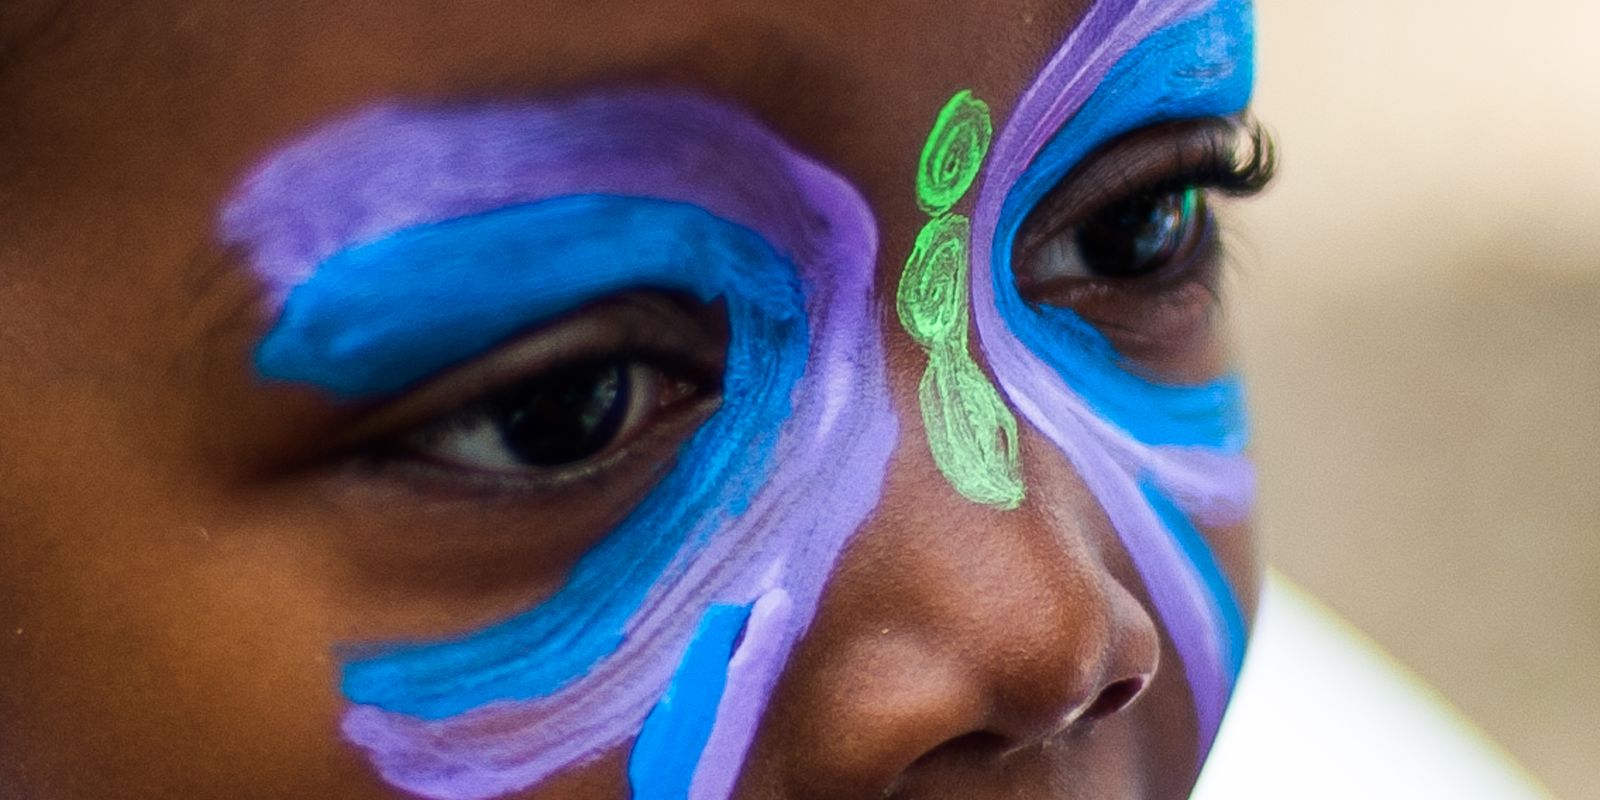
[{"x1": 1020, "y1": 216, "x2": 1232, "y2": 385}]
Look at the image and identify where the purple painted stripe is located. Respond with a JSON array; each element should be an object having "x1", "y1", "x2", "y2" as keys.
[
  {"x1": 224, "y1": 92, "x2": 849, "y2": 301},
  {"x1": 689, "y1": 588, "x2": 796, "y2": 800}
]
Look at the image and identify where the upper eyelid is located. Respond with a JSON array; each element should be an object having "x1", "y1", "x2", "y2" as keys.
[
  {"x1": 325, "y1": 295, "x2": 725, "y2": 453},
  {"x1": 1013, "y1": 116, "x2": 1273, "y2": 255}
]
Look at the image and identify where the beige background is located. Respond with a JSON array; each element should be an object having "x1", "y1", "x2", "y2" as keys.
[{"x1": 1236, "y1": 1, "x2": 1599, "y2": 796}]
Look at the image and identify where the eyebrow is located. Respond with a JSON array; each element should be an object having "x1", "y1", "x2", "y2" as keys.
[{"x1": 178, "y1": 17, "x2": 862, "y2": 366}]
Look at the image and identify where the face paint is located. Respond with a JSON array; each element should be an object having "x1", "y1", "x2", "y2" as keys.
[
  {"x1": 897, "y1": 91, "x2": 1026, "y2": 509},
  {"x1": 970, "y1": 0, "x2": 1258, "y2": 756},
  {"x1": 915, "y1": 90, "x2": 993, "y2": 216},
  {"x1": 219, "y1": 0, "x2": 1260, "y2": 793},
  {"x1": 222, "y1": 91, "x2": 895, "y2": 800}
]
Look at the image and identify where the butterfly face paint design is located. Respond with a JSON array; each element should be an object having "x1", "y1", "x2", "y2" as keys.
[{"x1": 219, "y1": 0, "x2": 1259, "y2": 796}]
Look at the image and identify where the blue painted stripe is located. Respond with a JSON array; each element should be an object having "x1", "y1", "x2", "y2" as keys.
[
  {"x1": 255, "y1": 196, "x2": 808, "y2": 720},
  {"x1": 257, "y1": 195, "x2": 800, "y2": 398},
  {"x1": 1139, "y1": 477, "x2": 1247, "y2": 677},
  {"x1": 629, "y1": 604, "x2": 752, "y2": 800},
  {"x1": 993, "y1": 0, "x2": 1257, "y2": 451}
]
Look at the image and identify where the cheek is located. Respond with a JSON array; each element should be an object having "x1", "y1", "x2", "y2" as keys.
[{"x1": 1200, "y1": 518, "x2": 1262, "y2": 622}]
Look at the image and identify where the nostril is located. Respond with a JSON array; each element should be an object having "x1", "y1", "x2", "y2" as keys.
[
  {"x1": 1079, "y1": 675, "x2": 1148, "y2": 724},
  {"x1": 908, "y1": 730, "x2": 1009, "y2": 770}
]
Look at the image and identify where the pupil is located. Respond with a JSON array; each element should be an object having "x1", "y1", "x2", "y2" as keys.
[
  {"x1": 492, "y1": 362, "x2": 631, "y2": 467},
  {"x1": 1074, "y1": 188, "x2": 1198, "y2": 278}
]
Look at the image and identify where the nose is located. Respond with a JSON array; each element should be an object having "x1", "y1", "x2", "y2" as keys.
[{"x1": 746, "y1": 422, "x2": 1163, "y2": 798}]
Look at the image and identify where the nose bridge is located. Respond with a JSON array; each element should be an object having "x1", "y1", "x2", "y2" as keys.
[
  {"x1": 880, "y1": 421, "x2": 1160, "y2": 736},
  {"x1": 740, "y1": 80, "x2": 1171, "y2": 797},
  {"x1": 756, "y1": 372, "x2": 1163, "y2": 795}
]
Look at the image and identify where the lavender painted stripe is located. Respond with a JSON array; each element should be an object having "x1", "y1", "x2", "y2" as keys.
[
  {"x1": 224, "y1": 91, "x2": 858, "y2": 299},
  {"x1": 689, "y1": 588, "x2": 796, "y2": 800}
]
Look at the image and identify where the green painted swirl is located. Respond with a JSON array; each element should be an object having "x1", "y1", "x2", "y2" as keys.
[
  {"x1": 896, "y1": 214, "x2": 970, "y2": 345},
  {"x1": 896, "y1": 90, "x2": 1025, "y2": 510},
  {"x1": 915, "y1": 90, "x2": 994, "y2": 216},
  {"x1": 918, "y1": 342, "x2": 1024, "y2": 509}
]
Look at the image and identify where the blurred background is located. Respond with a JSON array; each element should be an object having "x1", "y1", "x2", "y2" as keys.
[{"x1": 1236, "y1": 0, "x2": 1599, "y2": 797}]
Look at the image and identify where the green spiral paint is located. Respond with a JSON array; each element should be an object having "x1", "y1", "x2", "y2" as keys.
[
  {"x1": 896, "y1": 91, "x2": 1024, "y2": 510},
  {"x1": 915, "y1": 90, "x2": 994, "y2": 217},
  {"x1": 897, "y1": 214, "x2": 970, "y2": 345},
  {"x1": 919, "y1": 343, "x2": 1024, "y2": 508}
]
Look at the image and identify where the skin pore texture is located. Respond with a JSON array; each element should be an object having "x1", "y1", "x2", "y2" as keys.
[{"x1": 0, "y1": 0, "x2": 1267, "y2": 798}]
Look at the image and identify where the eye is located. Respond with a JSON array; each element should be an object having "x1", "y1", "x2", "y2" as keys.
[
  {"x1": 343, "y1": 293, "x2": 727, "y2": 487},
  {"x1": 1012, "y1": 117, "x2": 1275, "y2": 380},
  {"x1": 284, "y1": 292, "x2": 726, "y2": 614},
  {"x1": 1017, "y1": 116, "x2": 1273, "y2": 295},
  {"x1": 1034, "y1": 185, "x2": 1207, "y2": 282},
  {"x1": 405, "y1": 359, "x2": 693, "y2": 473}
]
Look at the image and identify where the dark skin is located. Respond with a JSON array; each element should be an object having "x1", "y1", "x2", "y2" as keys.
[{"x1": 0, "y1": 1, "x2": 1262, "y2": 798}]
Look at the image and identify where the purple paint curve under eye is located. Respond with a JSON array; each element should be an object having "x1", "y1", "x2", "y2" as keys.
[{"x1": 225, "y1": 92, "x2": 894, "y2": 800}]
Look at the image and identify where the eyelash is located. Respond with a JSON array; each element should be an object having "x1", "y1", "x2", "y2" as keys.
[
  {"x1": 1012, "y1": 116, "x2": 1277, "y2": 372},
  {"x1": 338, "y1": 298, "x2": 726, "y2": 495},
  {"x1": 1018, "y1": 115, "x2": 1276, "y2": 275},
  {"x1": 1024, "y1": 114, "x2": 1273, "y2": 286},
  {"x1": 1136, "y1": 116, "x2": 1276, "y2": 200}
]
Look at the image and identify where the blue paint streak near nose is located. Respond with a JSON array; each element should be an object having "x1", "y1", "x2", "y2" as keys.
[
  {"x1": 1139, "y1": 476, "x2": 1247, "y2": 678},
  {"x1": 629, "y1": 604, "x2": 752, "y2": 800},
  {"x1": 994, "y1": 0, "x2": 1257, "y2": 451},
  {"x1": 255, "y1": 195, "x2": 808, "y2": 720}
]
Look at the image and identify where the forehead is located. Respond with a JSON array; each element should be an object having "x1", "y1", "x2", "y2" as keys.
[
  {"x1": 4, "y1": 0, "x2": 1091, "y2": 192},
  {"x1": 0, "y1": 0, "x2": 1099, "y2": 319}
]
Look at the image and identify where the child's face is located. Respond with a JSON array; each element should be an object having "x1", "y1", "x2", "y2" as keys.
[{"x1": 0, "y1": 1, "x2": 1268, "y2": 798}]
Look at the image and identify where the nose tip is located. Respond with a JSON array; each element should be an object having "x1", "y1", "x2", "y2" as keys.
[
  {"x1": 982, "y1": 575, "x2": 1161, "y2": 749},
  {"x1": 752, "y1": 468, "x2": 1166, "y2": 798}
]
